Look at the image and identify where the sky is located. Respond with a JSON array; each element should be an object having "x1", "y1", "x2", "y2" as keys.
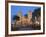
[
  {"x1": 11, "y1": 6, "x2": 40, "y2": 17},
  {"x1": 11, "y1": 5, "x2": 41, "y2": 24}
]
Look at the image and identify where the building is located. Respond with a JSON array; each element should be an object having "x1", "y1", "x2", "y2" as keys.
[
  {"x1": 28, "y1": 11, "x2": 32, "y2": 25},
  {"x1": 15, "y1": 11, "x2": 32, "y2": 26}
]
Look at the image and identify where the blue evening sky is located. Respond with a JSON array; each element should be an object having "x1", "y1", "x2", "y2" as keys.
[{"x1": 11, "y1": 6, "x2": 40, "y2": 17}]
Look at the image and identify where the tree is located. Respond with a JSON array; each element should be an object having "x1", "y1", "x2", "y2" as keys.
[
  {"x1": 17, "y1": 11, "x2": 22, "y2": 17},
  {"x1": 24, "y1": 14, "x2": 28, "y2": 18},
  {"x1": 13, "y1": 15, "x2": 20, "y2": 29},
  {"x1": 32, "y1": 8, "x2": 41, "y2": 17},
  {"x1": 32, "y1": 8, "x2": 41, "y2": 20},
  {"x1": 13, "y1": 15, "x2": 20, "y2": 21}
]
